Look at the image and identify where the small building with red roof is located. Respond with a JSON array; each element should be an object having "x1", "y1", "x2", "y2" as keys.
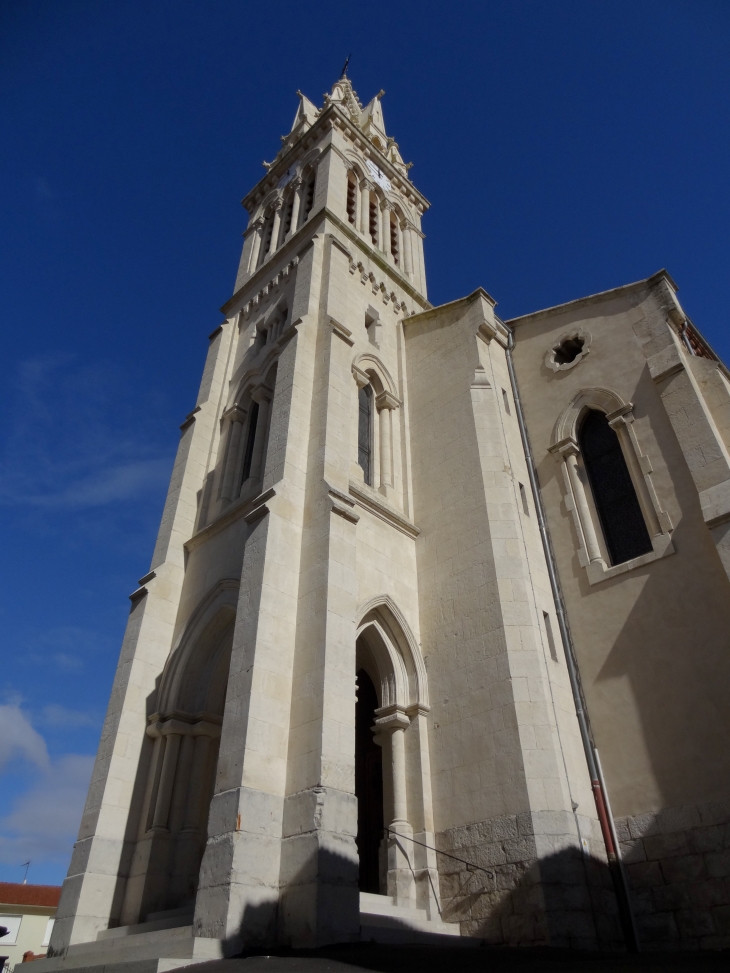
[{"x1": 0, "y1": 884, "x2": 60, "y2": 972}]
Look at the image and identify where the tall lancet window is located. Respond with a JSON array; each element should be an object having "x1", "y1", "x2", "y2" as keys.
[
  {"x1": 346, "y1": 173, "x2": 357, "y2": 224},
  {"x1": 579, "y1": 409, "x2": 652, "y2": 565},
  {"x1": 302, "y1": 172, "x2": 316, "y2": 223},
  {"x1": 241, "y1": 402, "x2": 259, "y2": 484},
  {"x1": 358, "y1": 385, "x2": 373, "y2": 486}
]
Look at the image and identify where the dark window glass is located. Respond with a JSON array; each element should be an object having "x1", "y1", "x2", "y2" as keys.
[
  {"x1": 358, "y1": 385, "x2": 372, "y2": 485},
  {"x1": 303, "y1": 175, "x2": 315, "y2": 220},
  {"x1": 579, "y1": 410, "x2": 652, "y2": 565},
  {"x1": 241, "y1": 402, "x2": 259, "y2": 484}
]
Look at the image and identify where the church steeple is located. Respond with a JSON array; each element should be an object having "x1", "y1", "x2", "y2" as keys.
[{"x1": 235, "y1": 77, "x2": 429, "y2": 300}]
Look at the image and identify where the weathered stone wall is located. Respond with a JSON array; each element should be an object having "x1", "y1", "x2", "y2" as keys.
[
  {"x1": 436, "y1": 812, "x2": 622, "y2": 948},
  {"x1": 617, "y1": 798, "x2": 730, "y2": 949}
]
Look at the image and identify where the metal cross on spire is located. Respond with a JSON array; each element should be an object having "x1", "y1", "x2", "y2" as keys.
[{"x1": 339, "y1": 54, "x2": 351, "y2": 79}]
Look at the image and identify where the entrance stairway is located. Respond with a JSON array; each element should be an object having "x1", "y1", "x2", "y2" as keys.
[
  {"x1": 359, "y1": 892, "x2": 467, "y2": 944},
  {"x1": 31, "y1": 897, "x2": 467, "y2": 973}
]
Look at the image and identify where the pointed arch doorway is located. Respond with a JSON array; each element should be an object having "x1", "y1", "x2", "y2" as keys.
[{"x1": 354, "y1": 597, "x2": 442, "y2": 916}]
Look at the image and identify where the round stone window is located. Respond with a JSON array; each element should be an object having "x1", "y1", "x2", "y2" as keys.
[{"x1": 546, "y1": 329, "x2": 592, "y2": 372}]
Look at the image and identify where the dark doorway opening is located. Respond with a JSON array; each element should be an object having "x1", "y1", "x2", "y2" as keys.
[{"x1": 355, "y1": 668, "x2": 384, "y2": 893}]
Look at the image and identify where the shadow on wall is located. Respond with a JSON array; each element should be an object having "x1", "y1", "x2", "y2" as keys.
[
  {"x1": 210, "y1": 845, "x2": 624, "y2": 954},
  {"x1": 531, "y1": 363, "x2": 730, "y2": 814},
  {"x1": 437, "y1": 846, "x2": 623, "y2": 951},
  {"x1": 212, "y1": 843, "x2": 360, "y2": 955}
]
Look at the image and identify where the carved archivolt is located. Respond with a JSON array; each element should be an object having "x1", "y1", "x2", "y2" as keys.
[
  {"x1": 356, "y1": 595, "x2": 428, "y2": 711},
  {"x1": 352, "y1": 352, "x2": 398, "y2": 398},
  {"x1": 552, "y1": 387, "x2": 628, "y2": 446}
]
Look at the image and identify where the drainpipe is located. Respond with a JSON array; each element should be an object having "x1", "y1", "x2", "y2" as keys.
[{"x1": 504, "y1": 326, "x2": 639, "y2": 952}]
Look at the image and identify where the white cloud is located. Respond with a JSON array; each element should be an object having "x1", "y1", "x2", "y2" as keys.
[
  {"x1": 0, "y1": 704, "x2": 49, "y2": 772},
  {"x1": 0, "y1": 754, "x2": 94, "y2": 865},
  {"x1": 22, "y1": 457, "x2": 171, "y2": 509},
  {"x1": 39, "y1": 705, "x2": 99, "y2": 728}
]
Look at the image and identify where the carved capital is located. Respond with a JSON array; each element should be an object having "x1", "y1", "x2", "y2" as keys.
[
  {"x1": 352, "y1": 364, "x2": 370, "y2": 388},
  {"x1": 250, "y1": 384, "x2": 273, "y2": 405},
  {"x1": 224, "y1": 406, "x2": 247, "y2": 425},
  {"x1": 606, "y1": 404, "x2": 634, "y2": 429},
  {"x1": 375, "y1": 390, "x2": 400, "y2": 412},
  {"x1": 549, "y1": 436, "x2": 580, "y2": 460},
  {"x1": 374, "y1": 708, "x2": 410, "y2": 732}
]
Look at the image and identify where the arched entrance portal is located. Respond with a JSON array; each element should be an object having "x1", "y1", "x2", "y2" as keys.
[
  {"x1": 119, "y1": 581, "x2": 238, "y2": 926},
  {"x1": 355, "y1": 597, "x2": 442, "y2": 918},
  {"x1": 355, "y1": 668, "x2": 384, "y2": 893}
]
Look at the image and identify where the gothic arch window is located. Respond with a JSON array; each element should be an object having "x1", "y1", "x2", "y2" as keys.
[
  {"x1": 389, "y1": 212, "x2": 399, "y2": 266},
  {"x1": 218, "y1": 364, "x2": 278, "y2": 510},
  {"x1": 301, "y1": 169, "x2": 316, "y2": 224},
  {"x1": 578, "y1": 409, "x2": 652, "y2": 565},
  {"x1": 257, "y1": 206, "x2": 275, "y2": 267},
  {"x1": 550, "y1": 388, "x2": 674, "y2": 584},
  {"x1": 280, "y1": 192, "x2": 295, "y2": 244},
  {"x1": 358, "y1": 384, "x2": 373, "y2": 485},
  {"x1": 346, "y1": 171, "x2": 358, "y2": 225},
  {"x1": 368, "y1": 192, "x2": 379, "y2": 246},
  {"x1": 352, "y1": 357, "x2": 400, "y2": 501}
]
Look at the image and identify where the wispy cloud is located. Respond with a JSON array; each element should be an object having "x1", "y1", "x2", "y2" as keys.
[
  {"x1": 0, "y1": 704, "x2": 50, "y2": 772},
  {"x1": 21, "y1": 625, "x2": 115, "y2": 671},
  {"x1": 0, "y1": 355, "x2": 173, "y2": 512},
  {"x1": 0, "y1": 754, "x2": 94, "y2": 865},
  {"x1": 38, "y1": 705, "x2": 100, "y2": 729},
  {"x1": 0, "y1": 704, "x2": 94, "y2": 867}
]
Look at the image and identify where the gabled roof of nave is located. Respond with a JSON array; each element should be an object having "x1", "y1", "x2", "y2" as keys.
[{"x1": 243, "y1": 74, "x2": 426, "y2": 212}]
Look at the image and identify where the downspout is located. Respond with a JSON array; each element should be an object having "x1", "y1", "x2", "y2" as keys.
[{"x1": 504, "y1": 325, "x2": 639, "y2": 952}]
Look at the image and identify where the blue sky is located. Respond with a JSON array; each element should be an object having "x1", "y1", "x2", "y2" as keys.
[{"x1": 1, "y1": 0, "x2": 728, "y2": 886}]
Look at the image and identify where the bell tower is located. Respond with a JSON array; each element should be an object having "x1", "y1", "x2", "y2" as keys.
[{"x1": 45, "y1": 74, "x2": 440, "y2": 966}]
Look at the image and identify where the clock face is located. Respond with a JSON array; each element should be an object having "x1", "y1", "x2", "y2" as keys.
[{"x1": 366, "y1": 160, "x2": 391, "y2": 192}]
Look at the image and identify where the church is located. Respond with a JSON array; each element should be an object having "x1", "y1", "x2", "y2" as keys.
[{"x1": 38, "y1": 75, "x2": 730, "y2": 968}]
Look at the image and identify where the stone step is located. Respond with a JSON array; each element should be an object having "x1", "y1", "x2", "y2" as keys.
[
  {"x1": 97, "y1": 914, "x2": 194, "y2": 941},
  {"x1": 28, "y1": 926, "x2": 222, "y2": 973},
  {"x1": 359, "y1": 892, "x2": 429, "y2": 921},
  {"x1": 359, "y1": 892, "x2": 463, "y2": 944}
]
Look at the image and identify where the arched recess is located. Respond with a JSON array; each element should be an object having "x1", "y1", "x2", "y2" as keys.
[
  {"x1": 351, "y1": 357, "x2": 401, "y2": 502},
  {"x1": 119, "y1": 581, "x2": 239, "y2": 926},
  {"x1": 549, "y1": 388, "x2": 672, "y2": 580},
  {"x1": 215, "y1": 353, "x2": 280, "y2": 514},
  {"x1": 354, "y1": 597, "x2": 440, "y2": 916}
]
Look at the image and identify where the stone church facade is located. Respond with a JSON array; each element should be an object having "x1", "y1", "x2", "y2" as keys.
[{"x1": 38, "y1": 77, "x2": 730, "y2": 969}]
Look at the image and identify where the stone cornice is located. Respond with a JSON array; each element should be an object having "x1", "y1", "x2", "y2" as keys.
[
  {"x1": 221, "y1": 209, "x2": 430, "y2": 317},
  {"x1": 404, "y1": 288, "x2": 505, "y2": 342},
  {"x1": 348, "y1": 480, "x2": 419, "y2": 538},
  {"x1": 506, "y1": 269, "x2": 679, "y2": 327},
  {"x1": 184, "y1": 487, "x2": 276, "y2": 553}
]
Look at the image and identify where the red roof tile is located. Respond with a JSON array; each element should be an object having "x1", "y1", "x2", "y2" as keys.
[{"x1": 0, "y1": 883, "x2": 61, "y2": 908}]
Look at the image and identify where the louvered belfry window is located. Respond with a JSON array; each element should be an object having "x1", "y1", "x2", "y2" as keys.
[
  {"x1": 358, "y1": 385, "x2": 373, "y2": 485},
  {"x1": 579, "y1": 409, "x2": 652, "y2": 565}
]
